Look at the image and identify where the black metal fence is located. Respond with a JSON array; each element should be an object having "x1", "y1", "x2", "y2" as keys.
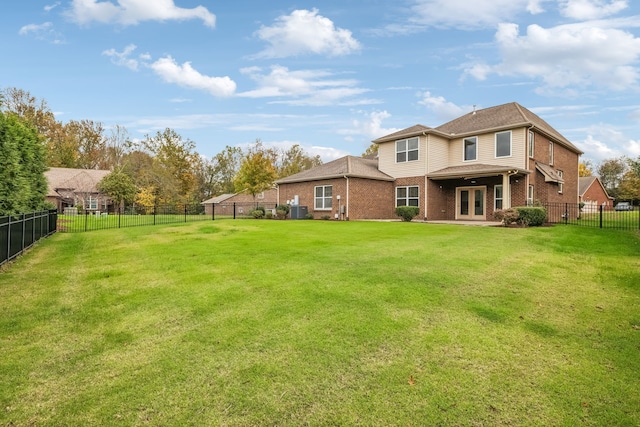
[
  {"x1": 210, "y1": 202, "x2": 280, "y2": 219},
  {"x1": 543, "y1": 202, "x2": 640, "y2": 230},
  {"x1": 1, "y1": 210, "x2": 58, "y2": 267},
  {"x1": 57, "y1": 203, "x2": 209, "y2": 232}
]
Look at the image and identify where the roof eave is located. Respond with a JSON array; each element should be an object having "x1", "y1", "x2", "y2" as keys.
[{"x1": 428, "y1": 168, "x2": 532, "y2": 180}]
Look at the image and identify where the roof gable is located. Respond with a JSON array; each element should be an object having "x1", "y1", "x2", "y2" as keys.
[
  {"x1": 372, "y1": 125, "x2": 431, "y2": 143},
  {"x1": 45, "y1": 167, "x2": 111, "y2": 197}
]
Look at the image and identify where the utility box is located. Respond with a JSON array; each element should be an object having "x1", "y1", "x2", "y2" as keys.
[{"x1": 290, "y1": 205, "x2": 308, "y2": 219}]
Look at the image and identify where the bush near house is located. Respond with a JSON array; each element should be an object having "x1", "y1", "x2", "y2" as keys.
[
  {"x1": 495, "y1": 206, "x2": 547, "y2": 227},
  {"x1": 395, "y1": 206, "x2": 420, "y2": 222}
]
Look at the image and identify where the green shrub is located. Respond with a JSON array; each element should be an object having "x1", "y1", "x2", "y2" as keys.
[
  {"x1": 321, "y1": 215, "x2": 331, "y2": 220},
  {"x1": 494, "y1": 208, "x2": 519, "y2": 226},
  {"x1": 251, "y1": 209, "x2": 264, "y2": 219},
  {"x1": 276, "y1": 204, "x2": 290, "y2": 215},
  {"x1": 265, "y1": 211, "x2": 273, "y2": 219},
  {"x1": 395, "y1": 206, "x2": 420, "y2": 222},
  {"x1": 515, "y1": 206, "x2": 547, "y2": 226},
  {"x1": 276, "y1": 209, "x2": 288, "y2": 220},
  {"x1": 305, "y1": 213, "x2": 314, "y2": 220}
]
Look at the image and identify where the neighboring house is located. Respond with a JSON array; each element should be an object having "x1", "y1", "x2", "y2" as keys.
[
  {"x1": 45, "y1": 167, "x2": 112, "y2": 213},
  {"x1": 276, "y1": 102, "x2": 582, "y2": 221},
  {"x1": 202, "y1": 188, "x2": 277, "y2": 216},
  {"x1": 579, "y1": 176, "x2": 614, "y2": 212}
]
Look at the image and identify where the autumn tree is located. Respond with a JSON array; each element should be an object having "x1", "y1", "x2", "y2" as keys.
[
  {"x1": 234, "y1": 140, "x2": 278, "y2": 200},
  {"x1": 276, "y1": 144, "x2": 322, "y2": 178},
  {"x1": 97, "y1": 170, "x2": 137, "y2": 209},
  {"x1": 579, "y1": 160, "x2": 593, "y2": 177},
  {"x1": 209, "y1": 145, "x2": 243, "y2": 195},
  {"x1": 362, "y1": 142, "x2": 379, "y2": 158},
  {"x1": 597, "y1": 157, "x2": 627, "y2": 199},
  {"x1": 140, "y1": 128, "x2": 200, "y2": 204}
]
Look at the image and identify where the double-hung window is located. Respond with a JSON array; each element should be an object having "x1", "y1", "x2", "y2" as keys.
[
  {"x1": 527, "y1": 185, "x2": 534, "y2": 205},
  {"x1": 557, "y1": 170, "x2": 563, "y2": 193},
  {"x1": 494, "y1": 185, "x2": 503, "y2": 210},
  {"x1": 396, "y1": 186, "x2": 419, "y2": 207},
  {"x1": 464, "y1": 137, "x2": 477, "y2": 161},
  {"x1": 495, "y1": 131, "x2": 511, "y2": 158},
  {"x1": 315, "y1": 185, "x2": 332, "y2": 210},
  {"x1": 87, "y1": 196, "x2": 98, "y2": 210},
  {"x1": 528, "y1": 131, "x2": 535, "y2": 158},
  {"x1": 396, "y1": 137, "x2": 419, "y2": 163}
]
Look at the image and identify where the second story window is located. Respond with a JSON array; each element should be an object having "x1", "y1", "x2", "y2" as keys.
[
  {"x1": 396, "y1": 137, "x2": 419, "y2": 163},
  {"x1": 464, "y1": 137, "x2": 477, "y2": 161},
  {"x1": 549, "y1": 142, "x2": 554, "y2": 165},
  {"x1": 528, "y1": 131, "x2": 535, "y2": 158},
  {"x1": 495, "y1": 131, "x2": 511, "y2": 158}
]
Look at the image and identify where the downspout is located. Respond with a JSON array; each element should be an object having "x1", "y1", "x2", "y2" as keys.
[
  {"x1": 423, "y1": 131, "x2": 428, "y2": 221},
  {"x1": 343, "y1": 175, "x2": 349, "y2": 220}
]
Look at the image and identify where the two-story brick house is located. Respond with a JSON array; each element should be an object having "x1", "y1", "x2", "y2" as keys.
[{"x1": 276, "y1": 102, "x2": 582, "y2": 221}]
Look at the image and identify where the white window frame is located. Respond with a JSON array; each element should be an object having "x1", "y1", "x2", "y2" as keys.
[
  {"x1": 463, "y1": 136, "x2": 477, "y2": 162},
  {"x1": 528, "y1": 130, "x2": 535, "y2": 158},
  {"x1": 495, "y1": 131, "x2": 512, "y2": 158},
  {"x1": 549, "y1": 142, "x2": 554, "y2": 165},
  {"x1": 314, "y1": 185, "x2": 332, "y2": 210},
  {"x1": 396, "y1": 137, "x2": 419, "y2": 163},
  {"x1": 87, "y1": 195, "x2": 98, "y2": 210},
  {"x1": 396, "y1": 186, "x2": 419, "y2": 207},
  {"x1": 527, "y1": 185, "x2": 534, "y2": 206},
  {"x1": 257, "y1": 191, "x2": 265, "y2": 199},
  {"x1": 557, "y1": 170, "x2": 563, "y2": 194},
  {"x1": 494, "y1": 185, "x2": 503, "y2": 210}
]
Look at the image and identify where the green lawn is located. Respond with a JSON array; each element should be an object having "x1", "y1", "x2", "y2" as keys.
[{"x1": 1, "y1": 220, "x2": 639, "y2": 426}]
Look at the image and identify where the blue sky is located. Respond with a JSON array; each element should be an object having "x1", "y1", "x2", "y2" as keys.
[{"x1": 3, "y1": 0, "x2": 640, "y2": 164}]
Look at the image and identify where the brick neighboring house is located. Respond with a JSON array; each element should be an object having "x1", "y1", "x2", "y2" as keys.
[
  {"x1": 45, "y1": 167, "x2": 112, "y2": 213},
  {"x1": 579, "y1": 176, "x2": 614, "y2": 212},
  {"x1": 202, "y1": 188, "x2": 277, "y2": 216},
  {"x1": 276, "y1": 102, "x2": 582, "y2": 221}
]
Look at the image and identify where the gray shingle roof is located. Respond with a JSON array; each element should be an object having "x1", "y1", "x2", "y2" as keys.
[
  {"x1": 372, "y1": 124, "x2": 432, "y2": 144},
  {"x1": 45, "y1": 167, "x2": 111, "y2": 197},
  {"x1": 276, "y1": 156, "x2": 394, "y2": 184}
]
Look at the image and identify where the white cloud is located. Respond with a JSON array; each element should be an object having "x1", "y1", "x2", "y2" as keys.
[
  {"x1": 559, "y1": 0, "x2": 628, "y2": 20},
  {"x1": 238, "y1": 65, "x2": 375, "y2": 106},
  {"x1": 44, "y1": 2, "x2": 61, "y2": 12},
  {"x1": 64, "y1": 0, "x2": 216, "y2": 27},
  {"x1": 253, "y1": 9, "x2": 360, "y2": 58},
  {"x1": 464, "y1": 22, "x2": 640, "y2": 92},
  {"x1": 102, "y1": 44, "x2": 143, "y2": 71},
  {"x1": 578, "y1": 126, "x2": 640, "y2": 161},
  {"x1": 18, "y1": 22, "x2": 64, "y2": 44},
  {"x1": 150, "y1": 56, "x2": 236, "y2": 97},
  {"x1": 339, "y1": 110, "x2": 401, "y2": 140},
  {"x1": 407, "y1": 0, "x2": 536, "y2": 30},
  {"x1": 418, "y1": 92, "x2": 474, "y2": 122}
]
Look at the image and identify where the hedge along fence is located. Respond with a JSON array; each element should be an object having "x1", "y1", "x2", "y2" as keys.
[
  {"x1": 494, "y1": 206, "x2": 547, "y2": 227},
  {"x1": 1, "y1": 210, "x2": 57, "y2": 267}
]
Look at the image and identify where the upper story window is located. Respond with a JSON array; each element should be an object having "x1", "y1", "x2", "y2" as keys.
[
  {"x1": 528, "y1": 131, "x2": 535, "y2": 158},
  {"x1": 495, "y1": 131, "x2": 511, "y2": 158},
  {"x1": 549, "y1": 142, "x2": 554, "y2": 165},
  {"x1": 464, "y1": 136, "x2": 477, "y2": 161},
  {"x1": 315, "y1": 185, "x2": 332, "y2": 210},
  {"x1": 396, "y1": 137, "x2": 419, "y2": 163}
]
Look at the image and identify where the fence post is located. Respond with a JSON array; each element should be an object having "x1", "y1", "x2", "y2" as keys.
[
  {"x1": 599, "y1": 204, "x2": 603, "y2": 229},
  {"x1": 154, "y1": 203, "x2": 157, "y2": 226},
  {"x1": 212, "y1": 202, "x2": 215, "y2": 221},
  {"x1": 85, "y1": 210, "x2": 89, "y2": 232},
  {"x1": 233, "y1": 202, "x2": 236, "y2": 220},
  {"x1": 184, "y1": 204, "x2": 187, "y2": 223},
  {"x1": 118, "y1": 207, "x2": 121, "y2": 228}
]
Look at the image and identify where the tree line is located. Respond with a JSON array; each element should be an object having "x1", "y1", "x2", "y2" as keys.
[
  {"x1": 580, "y1": 157, "x2": 640, "y2": 203},
  {"x1": 0, "y1": 87, "x2": 322, "y2": 215}
]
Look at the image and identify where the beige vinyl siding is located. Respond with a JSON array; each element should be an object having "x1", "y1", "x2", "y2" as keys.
[
  {"x1": 378, "y1": 136, "x2": 427, "y2": 178},
  {"x1": 446, "y1": 127, "x2": 527, "y2": 169},
  {"x1": 426, "y1": 134, "x2": 449, "y2": 173}
]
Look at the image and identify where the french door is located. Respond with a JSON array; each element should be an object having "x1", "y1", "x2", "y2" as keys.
[{"x1": 457, "y1": 186, "x2": 486, "y2": 220}]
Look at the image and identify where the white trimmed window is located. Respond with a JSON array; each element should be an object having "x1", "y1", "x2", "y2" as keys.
[
  {"x1": 528, "y1": 131, "x2": 535, "y2": 158},
  {"x1": 88, "y1": 196, "x2": 98, "y2": 210},
  {"x1": 396, "y1": 137, "x2": 419, "y2": 163},
  {"x1": 549, "y1": 142, "x2": 554, "y2": 165},
  {"x1": 495, "y1": 131, "x2": 511, "y2": 158},
  {"x1": 315, "y1": 185, "x2": 332, "y2": 210},
  {"x1": 494, "y1": 185, "x2": 503, "y2": 210},
  {"x1": 557, "y1": 170, "x2": 563, "y2": 193},
  {"x1": 396, "y1": 186, "x2": 419, "y2": 207},
  {"x1": 464, "y1": 136, "x2": 477, "y2": 161},
  {"x1": 527, "y1": 185, "x2": 534, "y2": 205},
  {"x1": 257, "y1": 191, "x2": 265, "y2": 199}
]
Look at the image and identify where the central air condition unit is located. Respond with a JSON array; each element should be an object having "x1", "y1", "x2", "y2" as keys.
[{"x1": 290, "y1": 205, "x2": 308, "y2": 219}]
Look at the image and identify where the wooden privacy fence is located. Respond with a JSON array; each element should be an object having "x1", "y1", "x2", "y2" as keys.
[{"x1": 0, "y1": 210, "x2": 58, "y2": 267}]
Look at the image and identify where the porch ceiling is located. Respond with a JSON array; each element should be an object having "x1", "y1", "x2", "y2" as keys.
[{"x1": 428, "y1": 164, "x2": 532, "y2": 180}]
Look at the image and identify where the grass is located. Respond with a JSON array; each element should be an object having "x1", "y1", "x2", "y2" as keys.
[
  {"x1": 57, "y1": 212, "x2": 209, "y2": 232},
  {"x1": 1, "y1": 220, "x2": 639, "y2": 426}
]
